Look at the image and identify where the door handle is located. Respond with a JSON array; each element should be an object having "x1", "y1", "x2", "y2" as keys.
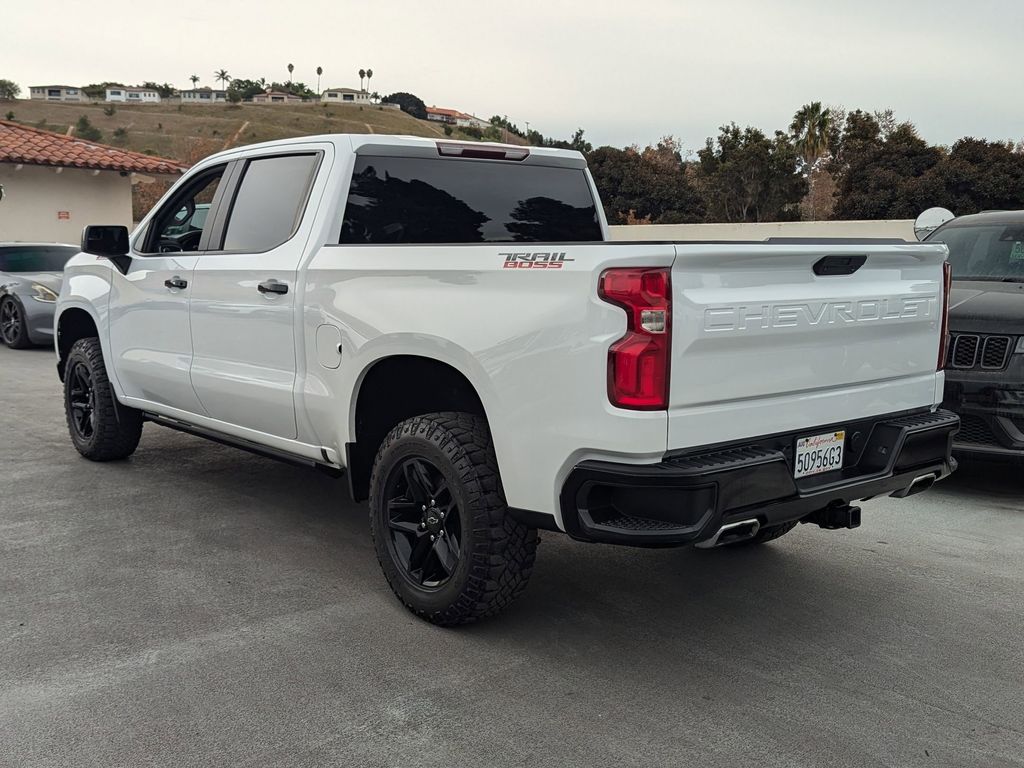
[
  {"x1": 164, "y1": 276, "x2": 188, "y2": 290},
  {"x1": 257, "y1": 280, "x2": 289, "y2": 295}
]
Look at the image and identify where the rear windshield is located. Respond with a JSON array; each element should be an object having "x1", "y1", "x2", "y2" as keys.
[
  {"x1": 928, "y1": 224, "x2": 1024, "y2": 281},
  {"x1": 0, "y1": 245, "x2": 78, "y2": 273},
  {"x1": 340, "y1": 156, "x2": 602, "y2": 244}
]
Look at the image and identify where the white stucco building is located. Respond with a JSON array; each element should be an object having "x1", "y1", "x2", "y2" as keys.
[
  {"x1": 179, "y1": 88, "x2": 228, "y2": 104},
  {"x1": 29, "y1": 85, "x2": 84, "y2": 102},
  {"x1": 321, "y1": 88, "x2": 370, "y2": 104},
  {"x1": 0, "y1": 119, "x2": 187, "y2": 243},
  {"x1": 105, "y1": 87, "x2": 161, "y2": 104}
]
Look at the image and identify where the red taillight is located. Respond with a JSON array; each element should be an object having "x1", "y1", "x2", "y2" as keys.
[
  {"x1": 938, "y1": 261, "x2": 952, "y2": 370},
  {"x1": 598, "y1": 267, "x2": 671, "y2": 410}
]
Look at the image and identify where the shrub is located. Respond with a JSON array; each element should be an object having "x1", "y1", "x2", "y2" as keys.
[
  {"x1": 103, "y1": 104, "x2": 116, "y2": 117},
  {"x1": 4, "y1": 111, "x2": 14, "y2": 121},
  {"x1": 443, "y1": 125, "x2": 453, "y2": 136},
  {"x1": 75, "y1": 115, "x2": 103, "y2": 141}
]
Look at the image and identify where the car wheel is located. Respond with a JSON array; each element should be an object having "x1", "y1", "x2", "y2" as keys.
[
  {"x1": 0, "y1": 296, "x2": 32, "y2": 349},
  {"x1": 64, "y1": 337, "x2": 143, "y2": 461},
  {"x1": 369, "y1": 412, "x2": 538, "y2": 626}
]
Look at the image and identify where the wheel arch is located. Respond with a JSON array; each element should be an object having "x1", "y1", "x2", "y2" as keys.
[
  {"x1": 347, "y1": 354, "x2": 490, "y2": 501},
  {"x1": 55, "y1": 305, "x2": 102, "y2": 381}
]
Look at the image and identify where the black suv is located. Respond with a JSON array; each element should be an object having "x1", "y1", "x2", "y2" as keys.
[{"x1": 925, "y1": 211, "x2": 1024, "y2": 460}]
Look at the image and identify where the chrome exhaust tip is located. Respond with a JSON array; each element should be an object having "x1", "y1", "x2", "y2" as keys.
[
  {"x1": 695, "y1": 519, "x2": 760, "y2": 549},
  {"x1": 890, "y1": 473, "x2": 937, "y2": 498}
]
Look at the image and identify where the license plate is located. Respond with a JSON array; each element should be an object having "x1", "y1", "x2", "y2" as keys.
[{"x1": 794, "y1": 430, "x2": 845, "y2": 479}]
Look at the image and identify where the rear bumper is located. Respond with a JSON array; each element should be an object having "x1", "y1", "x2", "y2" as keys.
[{"x1": 559, "y1": 409, "x2": 959, "y2": 547}]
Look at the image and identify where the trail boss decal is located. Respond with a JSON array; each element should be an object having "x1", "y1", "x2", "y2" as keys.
[{"x1": 501, "y1": 252, "x2": 574, "y2": 269}]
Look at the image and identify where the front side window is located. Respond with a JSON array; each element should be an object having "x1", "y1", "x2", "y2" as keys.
[
  {"x1": 340, "y1": 156, "x2": 602, "y2": 244},
  {"x1": 221, "y1": 154, "x2": 319, "y2": 252},
  {"x1": 0, "y1": 245, "x2": 78, "y2": 273},
  {"x1": 928, "y1": 223, "x2": 1024, "y2": 281},
  {"x1": 144, "y1": 166, "x2": 225, "y2": 253}
]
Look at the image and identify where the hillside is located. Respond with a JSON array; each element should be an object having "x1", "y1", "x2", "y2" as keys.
[{"x1": 3, "y1": 99, "x2": 458, "y2": 164}]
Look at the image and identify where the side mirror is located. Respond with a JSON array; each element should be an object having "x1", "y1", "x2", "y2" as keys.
[
  {"x1": 82, "y1": 225, "x2": 130, "y2": 256},
  {"x1": 914, "y1": 208, "x2": 955, "y2": 241}
]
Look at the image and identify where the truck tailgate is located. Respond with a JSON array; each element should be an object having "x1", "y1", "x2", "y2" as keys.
[{"x1": 668, "y1": 243, "x2": 948, "y2": 450}]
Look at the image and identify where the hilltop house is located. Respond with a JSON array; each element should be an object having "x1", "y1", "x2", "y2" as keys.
[
  {"x1": 426, "y1": 107, "x2": 488, "y2": 130},
  {"x1": 251, "y1": 90, "x2": 303, "y2": 104},
  {"x1": 0, "y1": 120, "x2": 187, "y2": 242},
  {"x1": 105, "y1": 87, "x2": 161, "y2": 104},
  {"x1": 321, "y1": 87, "x2": 370, "y2": 104},
  {"x1": 179, "y1": 87, "x2": 228, "y2": 104},
  {"x1": 29, "y1": 85, "x2": 84, "y2": 102}
]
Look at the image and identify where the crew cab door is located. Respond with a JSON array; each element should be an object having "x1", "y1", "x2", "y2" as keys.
[
  {"x1": 188, "y1": 149, "x2": 325, "y2": 440},
  {"x1": 108, "y1": 164, "x2": 228, "y2": 414}
]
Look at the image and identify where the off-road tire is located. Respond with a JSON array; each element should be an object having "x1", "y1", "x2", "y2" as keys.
[
  {"x1": 727, "y1": 520, "x2": 798, "y2": 547},
  {"x1": 0, "y1": 296, "x2": 32, "y2": 349},
  {"x1": 369, "y1": 412, "x2": 538, "y2": 626},
  {"x1": 64, "y1": 337, "x2": 143, "y2": 461}
]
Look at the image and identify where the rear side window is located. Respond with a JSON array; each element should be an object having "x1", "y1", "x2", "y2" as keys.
[
  {"x1": 222, "y1": 154, "x2": 318, "y2": 252},
  {"x1": 340, "y1": 156, "x2": 602, "y2": 244},
  {"x1": 0, "y1": 246, "x2": 78, "y2": 272}
]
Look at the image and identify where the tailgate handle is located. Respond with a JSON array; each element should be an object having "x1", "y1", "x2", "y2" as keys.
[{"x1": 813, "y1": 255, "x2": 867, "y2": 276}]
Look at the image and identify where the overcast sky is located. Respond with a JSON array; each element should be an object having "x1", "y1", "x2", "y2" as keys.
[{"x1": 4, "y1": 0, "x2": 1021, "y2": 152}]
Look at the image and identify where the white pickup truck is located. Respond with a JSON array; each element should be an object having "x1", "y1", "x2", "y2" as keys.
[{"x1": 56, "y1": 134, "x2": 959, "y2": 625}]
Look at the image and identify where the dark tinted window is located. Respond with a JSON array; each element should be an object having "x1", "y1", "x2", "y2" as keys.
[
  {"x1": 340, "y1": 156, "x2": 602, "y2": 244},
  {"x1": 0, "y1": 245, "x2": 78, "y2": 272},
  {"x1": 929, "y1": 223, "x2": 1024, "y2": 280},
  {"x1": 145, "y1": 167, "x2": 224, "y2": 253},
  {"x1": 223, "y1": 154, "x2": 318, "y2": 252}
]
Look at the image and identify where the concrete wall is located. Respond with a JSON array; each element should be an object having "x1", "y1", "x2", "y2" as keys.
[
  {"x1": 608, "y1": 219, "x2": 916, "y2": 242},
  {"x1": 0, "y1": 164, "x2": 133, "y2": 243}
]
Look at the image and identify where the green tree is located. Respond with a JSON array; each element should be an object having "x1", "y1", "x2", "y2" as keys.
[
  {"x1": 696, "y1": 123, "x2": 806, "y2": 222},
  {"x1": 587, "y1": 138, "x2": 703, "y2": 224},
  {"x1": 214, "y1": 69, "x2": 231, "y2": 89},
  {"x1": 831, "y1": 112, "x2": 945, "y2": 219},
  {"x1": 382, "y1": 91, "x2": 427, "y2": 119},
  {"x1": 75, "y1": 115, "x2": 103, "y2": 142},
  {"x1": 287, "y1": 63, "x2": 294, "y2": 83},
  {"x1": 141, "y1": 81, "x2": 175, "y2": 98},
  {"x1": 790, "y1": 102, "x2": 835, "y2": 168},
  {"x1": 931, "y1": 137, "x2": 1024, "y2": 214},
  {"x1": 315, "y1": 66, "x2": 323, "y2": 95},
  {"x1": 359, "y1": 68, "x2": 366, "y2": 90},
  {"x1": 365, "y1": 68, "x2": 373, "y2": 93},
  {"x1": 226, "y1": 77, "x2": 266, "y2": 101},
  {"x1": 189, "y1": 74, "x2": 200, "y2": 88},
  {"x1": 0, "y1": 79, "x2": 21, "y2": 100}
]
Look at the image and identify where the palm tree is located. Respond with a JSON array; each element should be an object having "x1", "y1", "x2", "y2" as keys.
[
  {"x1": 358, "y1": 68, "x2": 366, "y2": 91},
  {"x1": 287, "y1": 62, "x2": 294, "y2": 83},
  {"x1": 189, "y1": 74, "x2": 200, "y2": 88},
  {"x1": 214, "y1": 69, "x2": 231, "y2": 89},
  {"x1": 365, "y1": 68, "x2": 373, "y2": 93},
  {"x1": 790, "y1": 102, "x2": 834, "y2": 168},
  {"x1": 316, "y1": 66, "x2": 323, "y2": 96}
]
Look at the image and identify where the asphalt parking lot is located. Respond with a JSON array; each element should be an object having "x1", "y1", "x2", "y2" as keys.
[{"x1": 2, "y1": 344, "x2": 1023, "y2": 768}]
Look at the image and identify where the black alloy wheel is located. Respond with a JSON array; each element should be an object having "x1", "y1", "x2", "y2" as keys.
[
  {"x1": 383, "y1": 456, "x2": 462, "y2": 588},
  {"x1": 66, "y1": 361, "x2": 96, "y2": 440},
  {"x1": 1, "y1": 298, "x2": 26, "y2": 347}
]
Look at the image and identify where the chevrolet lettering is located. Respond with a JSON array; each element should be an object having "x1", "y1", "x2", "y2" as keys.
[{"x1": 704, "y1": 296, "x2": 937, "y2": 333}]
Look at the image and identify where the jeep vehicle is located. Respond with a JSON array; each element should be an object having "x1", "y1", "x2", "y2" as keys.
[
  {"x1": 918, "y1": 207, "x2": 1024, "y2": 460},
  {"x1": 55, "y1": 135, "x2": 959, "y2": 625}
]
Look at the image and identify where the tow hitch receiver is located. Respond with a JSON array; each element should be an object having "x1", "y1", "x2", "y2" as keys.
[{"x1": 803, "y1": 503, "x2": 862, "y2": 530}]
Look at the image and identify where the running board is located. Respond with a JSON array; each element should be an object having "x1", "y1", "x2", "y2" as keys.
[{"x1": 143, "y1": 413, "x2": 344, "y2": 478}]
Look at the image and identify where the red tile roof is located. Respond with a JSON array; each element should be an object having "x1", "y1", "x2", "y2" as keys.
[{"x1": 0, "y1": 120, "x2": 188, "y2": 176}]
